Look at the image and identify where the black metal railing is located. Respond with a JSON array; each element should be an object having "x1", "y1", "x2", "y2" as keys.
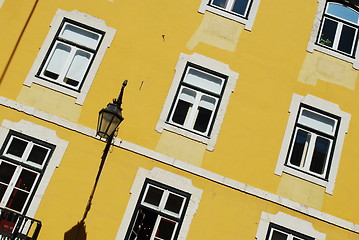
[{"x1": 0, "y1": 207, "x2": 42, "y2": 240}]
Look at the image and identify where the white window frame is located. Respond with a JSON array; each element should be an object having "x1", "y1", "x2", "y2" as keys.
[
  {"x1": 0, "y1": 120, "x2": 68, "y2": 218},
  {"x1": 0, "y1": 131, "x2": 54, "y2": 214},
  {"x1": 141, "y1": 184, "x2": 187, "y2": 219},
  {"x1": 115, "y1": 168, "x2": 203, "y2": 240},
  {"x1": 307, "y1": 0, "x2": 359, "y2": 69},
  {"x1": 156, "y1": 53, "x2": 238, "y2": 151},
  {"x1": 198, "y1": 0, "x2": 261, "y2": 30},
  {"x1": 126, "y1": 180, "x2": 189, "y2": 240},
  {"x1": 275, "y1": 94, "x2": 350, "y2": 194},
  {"x1": 24, "y1": 9, "x2": 116, "y2": 105},
  {"x1": 3, "y1": 134, "x2": 52, "y2": 169},
  {"x1": 256, "y1": 212, "x2": 326, "y2": 240}
]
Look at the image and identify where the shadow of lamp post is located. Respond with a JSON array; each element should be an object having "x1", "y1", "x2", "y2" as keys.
[{"x1": 73, "y1": 80, "x2": 127, "y2": 240}]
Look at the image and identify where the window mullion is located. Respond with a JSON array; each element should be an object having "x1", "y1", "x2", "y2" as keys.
[
  {"x1": 185, "y1": 93, "x2": 201, "y2": 129},
  {"x1": 227, "y1": 0, "x2": 236, "y2": 10},
  {"x1": 333, "y1": 22, "x2": 343, "y2": 50},
  {"x1": 150, "y1": 215, "x2": 162, "y2": 240},
  {"x1": 304, "y1": 134, "x2": 317, "y2": 171},
  {"x1": 58, "y1": 46, "x2": 76, "y2": 83},
  {"x1": 159, "y1": 189, "x2": 169, "y2": 212},
  {"x1": 1, "y1": 165, "x2": 21, "y2": 208},
  {"x1": 22, "y1": 141, "x2": 34, "y2": 163}
]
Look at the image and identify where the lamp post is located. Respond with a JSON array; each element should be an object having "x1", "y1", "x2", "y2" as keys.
[{"x1": 80, "y1": 80, "x2": 127, "y2": 224}]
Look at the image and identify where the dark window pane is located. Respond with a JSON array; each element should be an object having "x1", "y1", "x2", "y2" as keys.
[
  {"x1": 44, "y1": 71, "x2": 59, "y2": 80},
  {"x1": 6, "y1": 189, "x2": 28, "y2": 212},
  {"x1": 28, "y1": 145, "x2": 48, "y2": 165},
  {"x1": 0, "y1": 184, "x2": 7, "y2": 201},
  {"x1": 319, "y1": 18, "x2": 338, "y2": 47},
  {"x1": 6, "y1": 138, "x2": 27, "y2": 158},
  {"x1": 155, "y1": 218, "x2": 176, "y2": 240},
  {"x1": 212, "y1": 0, "x2": 228, "y2": 8},
  {"x1": 64, "y1": 78, "x2": 79, "y2": 87},
  {"x1": 129, "y1": 209, "x2": 146, "y2": 240},
  {"x1": 144, "y1": 186, "x2": 164, "y2": 207},
  {"x1": 271, "y1": 230, "x2": 288, "y2": 240},
  {"x1": 131, "y1": 208, "x2": 157, "y2": 240},
  {"x1": 0, "y1": 162, "x2": 16, "y2": 184},
  {"x1": 290, "y1": 129, "x2": 310, "y2": 167},
  {"x1": 15, "y1": 169, "x2": 37, "y2": 191},
  {"x1": 338, "y1": 25, "x2": 356, "y2": 55},
  {"x1": 172, "y1": 100, "x2": 191, "y2": 125},
  {"x1": 232, "y1": 0, "x2": 250, "y2": 15},
  {"x1": 193, "y1": 107, "x2": 212, "y2": 133},
  {"x1": 164, "y1": 193, "x2": 184, "y2": 214},
  {"x1": 310, "y1": 137, "x2": 330, "y2": 174}
]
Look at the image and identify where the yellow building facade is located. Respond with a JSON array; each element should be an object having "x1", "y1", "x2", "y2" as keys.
[{"x1": 0, "y1": 0, "x2": 359, "y2": 239}]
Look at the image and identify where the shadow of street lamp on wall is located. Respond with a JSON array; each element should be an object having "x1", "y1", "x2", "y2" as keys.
[{"x1": 71, "y1": 80, "x2": 128, "y2": 240}]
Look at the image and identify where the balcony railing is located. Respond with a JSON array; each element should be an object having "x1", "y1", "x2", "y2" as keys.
[{"x1": 0, "y1": 207, "x2": 42, "y2": 240}]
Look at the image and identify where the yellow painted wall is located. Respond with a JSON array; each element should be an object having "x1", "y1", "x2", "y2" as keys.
[
  {"x1": 0, "y1": 0, "x2": 37, "y2": 84},
  {"x1": 0, "y1": 0, "x2": 359, "y2": 239},
  {"x1": 1, "y1": 103, "x2": 358, "y2": 239}
]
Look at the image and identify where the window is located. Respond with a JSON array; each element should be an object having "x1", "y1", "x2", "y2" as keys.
[
  {"x1": 198, "y1": 0, "x2": 261, "y2": 30},
  {"x1": 307, "y1": 1, "x2": 359, "y2": 68},
  {"x1": 265, "y1": 224, "x2": 314, "y2": 240},
  {"x1": 116, "y1": 168, "x2": 202, "y2": 240},
  {"x1": 318, "y1": 2, "x2": 359, "y2": 57},
  {"x1": 0, "y1": 131, "x2": 54, "y2": 215},
  {"x1": 275, "y1": 94, "x2": 350, "y2": 194},
  {"x1": 286, "y1": 106, "x2": 339, "y2": 179},
  {"x1": 37, "y1": 20, "x2": 104, "y2": 91},
  {"x1": 0, "y1": 120, "x2": 68, "y2": 220},
  {"x1": 210, "y1": 0, "x2": 252, "y2": 18},
  {"x1": 125, "y1": 180, "x2": 190, "y2": 240},
  {"x1": 24, "y1": 9, "x2": 116, "y2": 105},
  {"x1": 168, "y1": 64, "x2": 226, "y2": 137},
  {"x1": 156, "y1": 53, "x2": 238, "y2": 151},
  {"x1": 256, "y1": 212, "x2": 326, "y2": 240}
]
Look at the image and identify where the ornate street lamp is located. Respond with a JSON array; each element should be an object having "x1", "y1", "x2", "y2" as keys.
[
  {"x1": 97, "y1": 80, "x2": 127, "y2": 140},
  {"x1": 79, "y1": 80, "x2": 128, "y2": 227}
]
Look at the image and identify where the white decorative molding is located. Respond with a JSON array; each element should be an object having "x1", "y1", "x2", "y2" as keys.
[
  {"x1": 275, "y1": 94, "x2": 351, "y2": 194},
  {"x1": 115, "y1": 168, "x2": 203, "y2": 240},
  {"x1": 198, "y1": 0, "x2": 261, "y2": 31},
  {"x1": 23, "y1": 9, "x2": 116, "y2": 105},
  {"x1": 155, "y1": 53, "x2": 239, "y2": 151},
  {"x1": 307, "y1": 0, "x2": 359, "y2": 69},
  {"x1": 0, "y1": 96, "x2": 358, "y2": 233},
  {"x1": 256, "y1": 212, "x2": 326, "y2": 240}
]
